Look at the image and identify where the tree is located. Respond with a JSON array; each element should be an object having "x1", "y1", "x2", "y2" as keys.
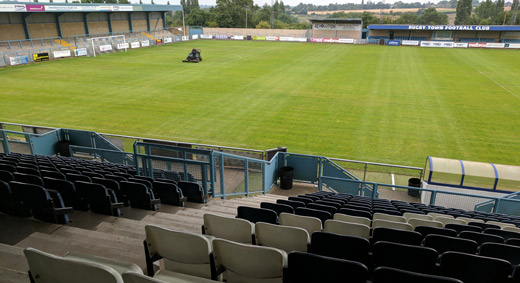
[
  {"x1": 455, "y1": 0, "x2": 472, "y2": 24},
  {"x1": 186, "y1": 9, "x2": 207, "y2": 26},
  {"x1": 256, "y1": 20, "x2": 270, "y2": 28},
  {"x1": 119, "y1": 0, "x2": 130, "y2": 3},
  {"x1": 393, "y1": 12, "x2": 418, "y2": 24}
]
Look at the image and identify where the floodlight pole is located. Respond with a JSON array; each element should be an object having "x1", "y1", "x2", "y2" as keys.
[{"x1": 182, "y1": 10, "x2": 186, "y2": 37}]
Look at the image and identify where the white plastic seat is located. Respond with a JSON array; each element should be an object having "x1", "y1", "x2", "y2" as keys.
[
  {"x1": 372, "y1": 219, "x2": 413, "y2": 231},
  {"x1": 333, "y1": 213, "x2": 371, "y2": 226},
  {"x1": 122, "y1": 270, "x2": 216, "y2": 283},
  {"x1": 203, "y1": 213, "x2": 254, "y2": 244},
  {"x1": 373, "y1": 213, "x2": 406, "y2": 223},
  {"x1": 144, "y1": 225, "x2": 214, "y2": 280},
  {"x1": 503, "y1": 226, "x2": 520, "y2": 233},
  {"x1": 64, "y1": 251, "x2": 143, "y2": 276},
  {"x1": 408, "y1": 218, "x2": 443, "y2": 230},
  {"x1": 323, "y1": 220, "x2": 370, "y2": 240},
  {"x1": 434, "y1": 217, "x2": 466, "y2": 227},
  {"x1": 255, "y1": 222, "x2": 309, "y2": 253},
  {"x1": 403, "y1": 213, "x2": 433, "y2": 222},
  {"x1": 213, "y1": 238, "x2": 287, "y2": 283},
  {"x1": 486, "y1": 221, "x2": 516, "y2": 230},
  {"x1": 24, "y1": 247, "x2": 124, "y2": 283},
  {"x1": 428, "y1": 212, "x2": 453, "y2": 219},
  {"x1": 279, "y1": 213, "x2": 322, "y2": 236}
]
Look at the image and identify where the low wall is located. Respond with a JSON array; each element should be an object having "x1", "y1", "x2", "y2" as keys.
[{"x1": 203, "y1": 27, "x2": 307, "y2": 37}]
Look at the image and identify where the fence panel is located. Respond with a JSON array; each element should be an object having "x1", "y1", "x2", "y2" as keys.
[{"x1": 285, "y1": 154, "x2": 320, "y2": 183}]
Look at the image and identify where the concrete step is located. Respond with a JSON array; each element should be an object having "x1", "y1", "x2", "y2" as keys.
[
  {"x1": 152, "y1": 212, "x2": 203, "y2": 225},
  {"x1": 140, "y1": 216, "x2": 201, "y2": 234},
  {"x1": 15, "y1": 232, "x2": 145, "y2": 269},
  {"x1": 0, "y1": 244, "x2": 28, "y2": 273},
  {"x1": 51, "y1": 226, "x2": 143, "y2": 252},
  {"x1": 93, "y1": 222, "x2": 146, "y2": 240},
  {"x1": 0, "y1": 267, "x2": 28, "y2": 283}
]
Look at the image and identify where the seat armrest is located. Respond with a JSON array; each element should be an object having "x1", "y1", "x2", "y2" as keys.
[
  {"x1": 54, "y1": 207, "x2": 74, "y2": 215},
  {"x1": 151, "y1": 198, "x2": 161, "y2": 205}
]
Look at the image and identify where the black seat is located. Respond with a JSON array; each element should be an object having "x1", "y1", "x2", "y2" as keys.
[
  {"x1": 92, "y1": 177, "x2": 126, "y2": 206},
  {"x1": 468, "y1": 222, "x2": 501, "y2": 231},
  {"x1": 132, "y1": 175, "x2": 155, "y2": 183},
  {"x1": 309, "y1": 231, "x2": 370, "y2": 266},
  {"x1": 13, "y1": 172, "x2": 44, "y2": 186},
  {"x1": 372, "y1": 208, "x2": 402, "y2": 216},
  {"x1": 260, "y1": 202, "x2": 294, "y2": 215},
  {"x1": 237, "y1": 206, "x2": 277, "y2": 224},
  {"x1": 423, "y1": 234, "x2": 478, "y2": 254},
  {"x1": 338, "y1": 208, "x2": 372, "y2": 219},
  {"x1": 104, "y1": 174, "x2": 128, "y2": 182},
  {"x1": 373, "y1": 241, "x2": 438, "y2": 274},
  {"x1": 164, "y1": 170, "x2": 181, "y2": 182},
  {"x1": 306, "y1": 203, "x2": 337, "y2": 215},
  {"x1": 315, "y1": 200, "x2": 342, "y2": 210},
  {"x1": 65, "y1": 173, "x2": 92, "y2": 183},
  {"x1": 284, "y1": 251, "x2": 368, "y2": 283},
  {"x1": 0, "y1": 169, "x2": 14, "y2": 182},
  {"x1": 120, "y1": 181, "x2": 159, "y2": 211},
  {"x1": 295, "y1": 207, "x2": 331, "y2": 224},
  {"x1": 288, "y1": 196, "x2": 313, "y2": 205},
  {"x1": 415, "y1": 226, "x2": 457, "y2": 238},
  {"x1": 459, "y1": 231, "x2": 504, "y2": 246},
  {"x1": 372, "y1": 227, "x2": 423, "y2": 246},
  {"x1": 372, "y1": 266, "x2": 463, "y2": 283},
  {"x1": 445, "y1": 223, "x2": 482, "y2": 234},
  {"x1": 0, "y1": 180, "x2": 16, "y2": 215},
  {"x1": 15, "y1": 166, "x2": 40, "y2": 176},
  {"x1": 277, "y1": 199, "x2": 306, "y2": 210},
  {"x1": 152, "y1": 181, "x2": 186, "y2": 207},
  {"x1": 43, "y1": 177, "x2": 82, "y2": 210},
  {"x1": 177, "y1": 181, "x2": 207, "y2": 203},
  {"x1": 82, "y1": 171, "x2": 104, "y2": 179},
  {"x1": 0, "y1": 163, "x2": 16, "y2": 172},
  {"x1": 75, "y1": 181, "x2": 123, "y2": 216},
  {"x1": 299, "y1": 194, "x2": 320, "y2": 201},
  {"x1": 438, "y1": 251, "x2": 513, "y2": 283},
  {"x1": 484, "y1": 228, "x2": 520, "y2": 241},
  {"x1": 40, "y1": 170, "x2": 66, "y2": 180},
  {"x1": 479, "y1": 242, "x2": 520, "y2": 265},
  {"x1": 506, "y1": 238, "x2": 520, "y2": 246},
  {"x1": 9, "y1": 181, "x2": 72, "y2": 224}
]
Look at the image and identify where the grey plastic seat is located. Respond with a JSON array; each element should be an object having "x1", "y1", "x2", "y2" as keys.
[{"x1": 203, "y1": 213, "x2": 254, "y2": 244}]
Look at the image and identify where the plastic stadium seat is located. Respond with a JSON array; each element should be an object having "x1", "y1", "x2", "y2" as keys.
[
  {"x1": 213, "y1": 238, "x2": 286, "y2": 283},
  {"x1": 288, "y1": 196, "x2": 313, "y2": 205},
  {"x1": 255, "y1": 222, "x2": 309, "y2": 253},
  {"x1": 203, "y1": 213, "x2": 254, "y2": 244},
  {"x1": 10, "y1": 181, "x2": 72, "y2": 224},
  {"x1": 373, "y1": 212, "x2": 406, "y2": 223},
  {"x1": 373, "y1": 241, "x2": 438, "y2": 274},
  {"x1": 15, "y1": 166, "x2": 40, "y2": 176},
  {"x1": 438, "y1": 251, "x2": 513, "y2": 283},
  {"x1": 338, "y1": 208, "x2": 372, "y2": 219},
  {"x1": 296, "y1": 207, "x2": 332, "y2": 224},
  {"x1": 435, "y1": 217, "x2": 466, "y2": 227},
  {"x1": 40, "y1": 170, "x2": 66, "y2": 180},
  {"x1": 152, "y1": 181, "x2": 186, "y2": 207},
  {"x1": 372, "y1": 266, "x2": 463, "y2": 283},
  {"x1": 0, "y1": 169, "x2": 14, "y2": 182},
  {"x1": 122, "y1": 270, "x2": 216, "y2": 283},
  {"x1": 237, "y1": 206, "x2": 278, "y2": 224},
  {"x1": 65, "y1": 173, "x2": 92, "y2": 184},
  {"x1": 144, "y1": 225, "x2": 215, "y2": 279},
  {"x1": 324, "y1": 220, "x2": 370, "y2": 240},
  {"x1": 372, "y1": 227, "x2": 423, "y2": 246},
  {"x1": 414, "y1": 226, "x2": 457, "y2": 238},
  {"x1": 284, "y1": 251, "x2": 368, "y2": 283},
  {"x1": 13, "y1": 172, "x2": 44, "y2": 186},
  {"x1": 92, "y1": 177, "x2": 127, "y2": 206},
  {"x1": 408, "y1": 218, "x2": 443, "y2": 230},
  {"x1": 333, "y1": 213, "x2": 371, "y2": 226},
  {"x1": 372, "y1": 219, "x2": 413, "y2": 231},
  {"x1": 105, "y1": 174, "x2": 128, "y2": 183},
  {"x1": 0, "y1": 163, "x2": 16, "y2": 172},
  {"x1": 82, "y1": 171, "x2": 104, "y2": 179},
  {"x1": 506, "y1": 238, "x2": 520, "y2": 246},
  {"x1": 372, "y1": 208, "x2": 402, "y2": 216},
  {"x1": 24, "y1": 248, "x2": 125, "y2": 283},
  {"x1": 309, "y1": 232, "x2": 370, "y2": 265},
  {"x1": 279, "y1": 213, "x2": 322, "y2": 236},
  {"x1": 276, "y1": 199, "x2": 306, "y2": 210},
  {"x1": 479, "y1": 242, "x2": 520, "y2": 265},
  {"x1": 261, "y1": 202, "x2": 294, "y2": 216},
  {"x1": 423, "y1": 234, "x2": 478, "y2": 254},
  {"x1": 177, "y1": 181, "x2": 208, "y2": 203},
  {"x1": 315, "y1": 200, "x2": 342, "y2": 209},
  {"x1": 120, "y1": 181, "x2": 160, "y2": 211},
  {"x1": 307, "y1": 203, "x2": 337, "y2": 215},
  {"x1": 299, "y1": 194, "x2": 320, "y2": 201},
  {"x1": 459, "y1": 231, "x2": 504, "y2": 246},
  {"x1": 75, "y1": 181, "x2": 123, "y2": 216},
  {"x1": 484, "y1": 228, "x2": 520, "y2": 241},
  {"x1": 445, "y1": 223, "x2": 482, "y2": 234},
  {"x1": 468, "y1": 222, "x2": 501, "y2": 231},
  {"x1": 403, "y1": 212, "x2": 433, "y2": 221},
  {"x1": 0, "y1": 180, "x2": 16, "y2": 215},
  {"x1": 43, "y1": 177, "x2": 82, "y2": 210},
  {"x1": 63, "y1": 250, "x2": 143, "y2": 275}
]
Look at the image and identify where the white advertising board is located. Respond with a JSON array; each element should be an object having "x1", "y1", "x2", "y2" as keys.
[
  {"x1": 200, "y1": 35, "x2": 213, "y2": 39},
  {"x1": 53, "y1": 50, "x2": 71, "y2": 58},
  {"x1": 402, "y1": 40, "x2": 419, "y2": 46},
  {"x1": 506, "y1": 43, "x2": 520, "y2": 49},
  {"x1": 99, "y1": 44, "x2": 112, "y2": 51},
  {"x1": 293, "y1": 37, "x2": 307, "y2": 42},
  {"x1": 164, "y1": 37, "x2": 172, "y2": 43},
  {"x1": 141, "y1": 40, "x2": 150, "y2": 47},
  {"x1": 0, "y1": 4, "x2": 26, "y2": 11},
  {"x1": 279, "y1": 37, "x2": 294, "y2": 42},
  {"x1": 131, "y1": 42, "x2": 140, "y2": 48},
  {"x1": 192, "y1": 35, "x2": 199, "y2": 39},
  {"x1": 74, "y1": 48, "x2": 88, "y2": 56},
  {"x1": 453, "y1": 43, "x2": 468, "y2": 48},
  {"x1": 485, "y1": 43, "x2": 505, "y2": 49},
  {"x1": 117, "y1": 42, "x2": 129, "y2": 49},
  {"x1": 266, "y1": 36, "x2": 278, "y2": 41},
  {"x1": 420, "y1": 41, "x2": 454, "y2": 48},
  {"x1": 9, "y1": 55, "x2": 28, "y2": 66},
  {"x1": 338, "y1": 38, "x2": 354, "y2": 44},
  {"x1": 232, "y1": 35, "x2": 244, "y2": 40}
]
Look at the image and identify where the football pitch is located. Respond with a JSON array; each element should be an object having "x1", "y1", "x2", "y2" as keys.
[{"x1": 1, "y1": 40, "x2": 520, "y2": 167}]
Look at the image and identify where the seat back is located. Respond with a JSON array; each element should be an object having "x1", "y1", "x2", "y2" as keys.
[
  {"x1": 75, "y1": 181, "x2": 118, "y2": 216},
  {"x1": 307, "y1": 203, "x2": 338, "y2": 215},
  {"x1": 0, "y1": 180, "x2": 15, "y2": 214},
  {"x1": 484, "y1": 228, "x2": 520, "y2": 241},
  {"x1": 284, "y1": 251, "x2": 368, "y2": 283},
  {"x1": 403, "y1": 213, "x2": 433, "y2": 222},
  {"x1": 423, "y1": 234, "x2": 478, "y2": 254},
  {"x1": 0, "y1": 169, "x2": 15, "y2": 182},
  {"x1": 373, "y1": 213, "x2": 406, "y2": 223},
  {"x1": 372, "y1": 227, "x2": 423, "y2": 246},
  {"x1": 372, "y1": 266, "x2": 463, "y2": 283},
  {"x1": 153, "y1": 181, "x2": 184, "y2": 206},
  {"x1": 333, "y1": 213, "x2": 371, "y2": 226},
  {"x1": 408, "y1": 218, "x2": 443, "y2": 229},
  {"x1": 212, "y1": 238, "x2": 286, "y2": 282},
  {"x1": 237, "y1": 206, "x2": 278, "y2": 224},
  {"x1": 177, "y1": 181, "x2": 206, "y2": 203},
  {"x1": 295, "y1": 207, "x2": 331, "y2": 224},
  {"x1": 373, "y1": 241, "x2": 438, "y2": 274},
  {"x1": 438, "y1": 251, "x2": 512, "y2": 283},
  {"x1": 276, "y1": 199, "x2": 305, "y2": 210},
  {"x1": 309, "y1": 231, "x2": 370, "y2": 265},
  {"x1": 40, "y1": 170, "x2": 66, "y2": 180},
  {"x1": 66, "y1": 173, "x2": 92, "y2": 183},
  {"x1": 260, "y1": 202, "x2": 294, "y2": 216},
  {"x1": 24, "y1": 247, "x2": 123, "y2": 283},
  {"x1": 279, "y1": 213, "x2": 322, "y2": 236},
  {"x1": 203, "y1": 213, "x2": 253, "y2": 244},
  {"x1": 444, "y1": 223, "x2": 481, "y2": 234},
  {"x1": 43, "y1": 177, "x2": 79, "y2": 209},
  {"x1": 414, "y1": 226, "x2": 457, "y2": 238},
  {"x1": 338, "y1": 208, "x2": 372, "y2": 219},
  {"x1": 121, "y1": 181, "x2": 157, "y2": 211},
  {"x1": 323, "y1": 220, "x2": 370, "y2": 240},
  {"x1": 459, "y1": 231, "x2": 504, "y2": 246},
  {"x1": 372, "y1": 219, "x2": 413, "y2": 231},
  {"x1": 435, "y1": 217, "x2": 466, "y2": 227},
  {"x1": 13, "y1": 172, "x2": 44, "y2": 186},
  {"x1": 145, "y1": 225, "x2": 213, "y2": 279},
  {"x1": 468, "y1": 222, "x2": 501, "y2": 231},
  {"x1": 479, "y1": 242, "x2": 520, "y2": 265},
  {"x1": 255, "y1": 222, "x2": 309, "y2": 253}
]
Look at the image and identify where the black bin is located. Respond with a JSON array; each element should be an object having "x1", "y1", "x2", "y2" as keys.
[
  {"x1": 408, "y1": 178, "x2": 421, "y2": 197},
  {"x1": 58, "y1": 140, "x2": 71, "y2": 157},
  {"x1": 280, "y1": 166, "x2": 294, "y2": 190}
]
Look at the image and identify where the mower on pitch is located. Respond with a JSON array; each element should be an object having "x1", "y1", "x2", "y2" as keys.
[{"x1": 182, "y1": 49, "x2": 202, "y2": 63}]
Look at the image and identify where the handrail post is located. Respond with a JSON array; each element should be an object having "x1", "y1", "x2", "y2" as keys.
[
  {"x1": 372, "y1": 183, "x2": 377, "y2": 199},
  {"x1": 220, "y1": 154, "x2": 225, "y2": 199},
  {"x1": 318, "y1": 177, "x2": 323, "y2": 192},
  {"x1": 429, "y1": 191, "x2": 437, "y2": 205},
  {"x1": 493, "y1": 198, "x2": 501, "y2": 213},
  {"x1": 245, "y1": 159, "x2": 249, "y2": 197}
]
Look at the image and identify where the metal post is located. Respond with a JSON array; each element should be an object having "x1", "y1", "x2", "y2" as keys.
[
  {"x1": 363, "y1": 163, "x2": 367, "y2": 181},
  {"x1": 182, "y1": 10, "x2": 186, "y2": 37},
  {"x1": 493, "y1": 198, "x2": 501, "y2": 213},
  {"x1": 219, "y1": 155, "x2": 225, "y2": 199},
  {"x1": 245, "y1": 159, "x2": 249, "y2": 197},
  {"x1": 371, "y1": 184, "x2": 377, "y2": 199},
  {"x1": 201, "y1": 164, "x2": 208, "y2": 196},
  {"x1": 429, "y1": 191, "x2": 437, "y2": 205}
]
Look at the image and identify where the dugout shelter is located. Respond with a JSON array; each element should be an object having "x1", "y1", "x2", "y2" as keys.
[
  {"x1": 0, "y1": 1, "x2": 182, "y2": 41},
  {"x1": 309, "y1": 18, "x2": 363, "y2": 40}
]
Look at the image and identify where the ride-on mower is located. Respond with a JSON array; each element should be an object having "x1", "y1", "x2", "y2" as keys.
[{"x1": 182, "y1": 49, "x2": 202, "y2": 63}]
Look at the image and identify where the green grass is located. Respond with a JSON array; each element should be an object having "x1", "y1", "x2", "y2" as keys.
[{"x1": 1, "y1": 41, "x2": 520, "y2": 168}]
